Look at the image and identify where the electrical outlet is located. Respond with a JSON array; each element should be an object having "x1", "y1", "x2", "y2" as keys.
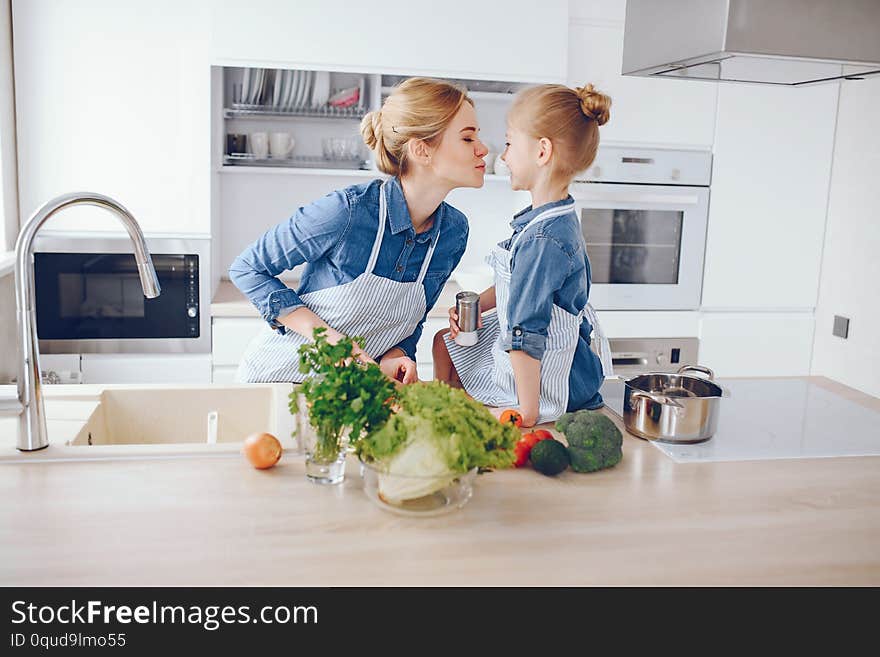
[{"x1": 833, "y1": 315, "x2": 850, "y2": 339}]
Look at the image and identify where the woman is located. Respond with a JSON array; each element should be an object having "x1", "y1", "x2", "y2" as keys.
[{"x1": 230, "y1": 78, "x2": 488, "y2": 384}]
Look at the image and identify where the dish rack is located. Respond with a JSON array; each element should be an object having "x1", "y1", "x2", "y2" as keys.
[{"x1": 225, "y1": 104, "x2": 366, "y2": 120}]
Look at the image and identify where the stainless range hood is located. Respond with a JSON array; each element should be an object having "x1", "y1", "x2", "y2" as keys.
[{"x1": 622, "y1": 0, "x2": 880, "y2": 86}]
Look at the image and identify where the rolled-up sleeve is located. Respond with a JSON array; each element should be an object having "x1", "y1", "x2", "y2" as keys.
[
  {"x1": 500, "y1": 235, "x2": 571, "y2": 361},
  {"x1": 228, "y1": 190, "x2": 351, "y2": 332}
]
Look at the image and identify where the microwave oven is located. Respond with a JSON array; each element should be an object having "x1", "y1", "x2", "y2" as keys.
[
  {"x1": 32, "y1": 234, "x2": 211, "y2": 354},
  {"x1": 573, "y1": 146, "x2": 712, "y2": 310}
]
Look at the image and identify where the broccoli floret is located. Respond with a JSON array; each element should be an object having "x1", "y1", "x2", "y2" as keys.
[
  {"x1": 555, "y1": 410, "x2": 623, "y2": 473},
  {"x1": 529, "y1": 439, "x2": 570, "y2": 476}
]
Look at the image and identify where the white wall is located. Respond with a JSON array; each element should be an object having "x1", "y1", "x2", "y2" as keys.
[
  {"x1": 0, "y1": 0, "x2": 17, "y2": 251},
  {"x1": 811, "y1": 75, "x2": 880, "y2": 398}
]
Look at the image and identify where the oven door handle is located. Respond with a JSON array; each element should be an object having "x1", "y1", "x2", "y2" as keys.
[{"x1": 570, "y1": 192, "x2": 701, "y2": 206}]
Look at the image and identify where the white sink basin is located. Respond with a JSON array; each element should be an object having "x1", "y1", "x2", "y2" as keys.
[{"x1": 0, "y1": 383, "x2": 297, "y2": 462}]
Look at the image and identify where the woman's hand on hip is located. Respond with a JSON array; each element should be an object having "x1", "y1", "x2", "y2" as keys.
[{"x1": 379, "y1": 351, "x2": 419, "y2": 384}]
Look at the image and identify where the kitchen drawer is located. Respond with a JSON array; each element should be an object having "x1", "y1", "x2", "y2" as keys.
[
  {"x1": 212, "y1": 318, "x2": 265, "y2": 366},
  {"x1": 416, "y1": 363, "x2": 434, "y2": 383},
  {"x1": 212, "y1": 365, "x2": 240, "y2": 384},
  {"x1": 81, "y1": 354, "x2": 212, "y2": 384},
  {"x1": 415, "y1": 318, "x2": 448, "y2": 364}
]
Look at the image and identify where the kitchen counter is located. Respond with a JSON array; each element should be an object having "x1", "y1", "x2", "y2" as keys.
[
  {"x1": 212, "y1": 279, "x2": 463, "y2": 319},
  {"x1": 1, "y1": 376, "x2": 878, "y2": 586}
]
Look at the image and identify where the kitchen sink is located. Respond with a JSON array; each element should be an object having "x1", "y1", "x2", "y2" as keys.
[
  {"x1": 0, "y1": 383, "x2": 297, "y2": 462},
  {"x1": 69, "y1": 387, "x2": 283, "y2": 446}
]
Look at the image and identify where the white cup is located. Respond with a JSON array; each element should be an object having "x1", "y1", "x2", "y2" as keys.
[
  {"x1": 269, "y1": 132, "x2": 294, "y2": 159},
  {"x1": 250, "y1": 132, "x2": 269, "y2": 159}
]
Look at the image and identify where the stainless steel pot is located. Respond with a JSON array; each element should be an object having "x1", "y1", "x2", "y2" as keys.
[{"x1": 622, "y1": 365, "x2": 728, "y2": 444}]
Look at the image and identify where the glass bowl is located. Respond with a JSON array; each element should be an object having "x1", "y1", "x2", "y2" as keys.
[{"x1": 359, "y1": 459, "x2": 477, "y2": 517}]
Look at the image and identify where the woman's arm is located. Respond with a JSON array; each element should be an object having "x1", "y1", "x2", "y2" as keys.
[{"x1": 228, "y1": 189, "x2": 352, "y2": 336}]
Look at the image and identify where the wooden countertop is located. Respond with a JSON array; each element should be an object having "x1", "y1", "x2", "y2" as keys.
[
  {"x1": 212, "y1": 279, "x2": 463, "y2": 320},
  {"x1": 1, "y1": 376, "x2": 877, "y2": 586}
]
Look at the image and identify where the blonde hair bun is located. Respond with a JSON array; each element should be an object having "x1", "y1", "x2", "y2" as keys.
[
  {"x1": 576, "y1": 84, "x2": 611, "y2": 126},
  {"x1": 360, "y1": 110, "x2": 382, "y2": 150},
  {"x1": 359, "y1": 78, "x2": 472, "y2": 176}
]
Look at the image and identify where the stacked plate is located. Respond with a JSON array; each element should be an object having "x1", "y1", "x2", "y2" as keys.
[{"x1": 236, "y1": 68, "x2": 334, "y2": 110}]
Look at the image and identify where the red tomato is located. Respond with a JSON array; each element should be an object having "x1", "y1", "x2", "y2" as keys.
[
  {"x1": 499, "y1": 409, "x2": 523, "y2": 427},
  {"x1": 513, "y1": 440, "x2": 531, "y2": 468},
  {"x1": 532, "y1": 429, "x2": 554, "y2": 442}
]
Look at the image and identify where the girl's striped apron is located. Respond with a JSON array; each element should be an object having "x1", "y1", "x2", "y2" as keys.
[
  {"x1": 237, "y1": 181, "x2": 439, "y2": 383},
  {"x1": 443, "y1": 202, "x2": 611, "y2": 424}
]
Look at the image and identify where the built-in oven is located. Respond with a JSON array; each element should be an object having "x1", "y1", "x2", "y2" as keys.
[
  {"x1": 33, "y1": 234, "x2": 211, "y2": 354},
  {"x1": 573, "y1": 146, "x2": 712, "y2": 310}
]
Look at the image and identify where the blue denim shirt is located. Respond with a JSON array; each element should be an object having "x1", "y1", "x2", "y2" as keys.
[
  {"x1": 228, "y1": 177, "x2": 468, "y2": 360},
  {"x1": 499, "y1": 196, "x2": 604, "y2": 411}
]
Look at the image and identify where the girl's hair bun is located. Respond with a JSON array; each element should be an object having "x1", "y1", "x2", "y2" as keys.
[{"x1": 576, "y1": 84, "x2": 611, "y2": 126}]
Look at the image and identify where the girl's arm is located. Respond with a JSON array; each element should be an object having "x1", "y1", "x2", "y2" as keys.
[
  {"x1": 504, "y1": 235, "x2": 573, "y2": 427},
  {"x1": 510, "y1": 351, "x2": 541, "y2": 427},
  {"x1": 479, "y1": 285, "x2": 497, "y2": 313}
]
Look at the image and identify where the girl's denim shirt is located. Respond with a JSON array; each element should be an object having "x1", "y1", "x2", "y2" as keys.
[{"x1": 499, "y1": 196, "x2": 593, "y2": 359}]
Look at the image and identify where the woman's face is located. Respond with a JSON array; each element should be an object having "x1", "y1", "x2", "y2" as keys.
[
  {"x1": 501, "y1": 124, "x2": 540, "y2": 191},
  {"x1": 429, "y1": 102, "x2": 489, "y2": 188}
]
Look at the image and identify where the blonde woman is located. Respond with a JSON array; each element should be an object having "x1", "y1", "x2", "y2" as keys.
[
  {"x1": 435, "y1": 83, "x2": 613, "y2": 427},
  {"x1": 231, "y1": 78, "x2": 488, "y2": 384}
]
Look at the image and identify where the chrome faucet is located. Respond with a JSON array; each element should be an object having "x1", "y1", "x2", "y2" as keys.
[{"x1": 12, "y1": 192, "x2": 161, "y2": 451}]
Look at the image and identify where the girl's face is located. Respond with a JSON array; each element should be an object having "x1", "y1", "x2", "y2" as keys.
[
  {"x1": 427, "y1": 102, "x2": 489, "y2": 188},
  {"x1": 501, "y1": 124, "x2": 541, "y2": 191}
]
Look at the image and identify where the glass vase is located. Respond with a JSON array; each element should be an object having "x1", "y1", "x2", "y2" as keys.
[{"x1": 296, "y1": 392, "x2": 346, "y2": 485}]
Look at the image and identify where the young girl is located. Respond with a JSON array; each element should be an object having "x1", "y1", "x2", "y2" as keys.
[{"x1": 433, "y1": 83, "x2": 612, "y2": 427}]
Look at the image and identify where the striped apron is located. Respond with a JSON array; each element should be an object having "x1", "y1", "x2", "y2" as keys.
[
  {"x1": 236, "y1": 181, "x2": 440, "y2": 383},
  {"x1": 443, "y1": 203, "x2": 611, "y2": 424}
]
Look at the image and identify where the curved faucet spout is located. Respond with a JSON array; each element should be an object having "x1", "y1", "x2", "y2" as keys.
[{"x1": 13, "y1": 192, "x2": 161, "y2": 451}]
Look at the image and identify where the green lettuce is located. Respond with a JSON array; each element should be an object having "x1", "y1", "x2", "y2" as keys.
[{"x1": 358, "y1": 381, "x2": 518, "y2": 502}]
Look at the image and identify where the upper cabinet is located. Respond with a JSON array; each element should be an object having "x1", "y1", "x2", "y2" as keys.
[
  {"x1": 211, "y1": 0, "x2": 569, "y2": 83},
  {"x1": 700, "y1": 82, "x2": 838, "y2": 310},
  {"x1": 12, "y1": 0, "x2": 213, "y2": 235},
  {"x1": 567, "y1": 16, "x2": 717, "y2": 148}
]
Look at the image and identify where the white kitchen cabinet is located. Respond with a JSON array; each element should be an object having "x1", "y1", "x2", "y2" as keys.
[
  {"x1": 211, "y1": 0, "x2": 568, "y2": 83},
  {"x1": 12, "y1": 0, "x2": 212, "y2": 235},
  {"x1": 414, "y1": 317, "x2": 448, "y2": 382},
  {"x1": 699, "y1": 312, "x2": 815, "y2": 377},
  {"x1": 700, "y1": 83, "x2": 838, "y2": 310},
  {"x1": 566, "y1": 21, "x2": 717, "y2": 147},
  {"x1": 211, "y1": 317, "x2": 265, "y2": 366},
  {"x1": 81, "y1": 354, "x2": 212, "y2": 384},
  {"x1": 211, "y1": 317, "x2": 264, "y2": 382}
]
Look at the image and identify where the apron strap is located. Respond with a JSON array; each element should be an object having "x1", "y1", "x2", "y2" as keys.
[
  {"x1": 583, "y1": 302, "x2": 613, "y2": 377},
  {"x1": 509, "y1": 201, "x2": 576, "y2": 253},
  {"x1": 365, "y1": 181, "x2": 389, "y2": 274}
]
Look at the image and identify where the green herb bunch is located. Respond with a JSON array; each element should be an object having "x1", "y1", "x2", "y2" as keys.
[{"x1": 290, "y1": 327, "x2": 396, "y2": 461}]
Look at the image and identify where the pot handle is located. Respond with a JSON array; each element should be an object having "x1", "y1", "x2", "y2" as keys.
[
  {"x1": 630, "y1": 390, "x2": 683, "y2": 408},
  {"x1": 677, "y1": 364, "x2": 715, "y2": 380}
]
